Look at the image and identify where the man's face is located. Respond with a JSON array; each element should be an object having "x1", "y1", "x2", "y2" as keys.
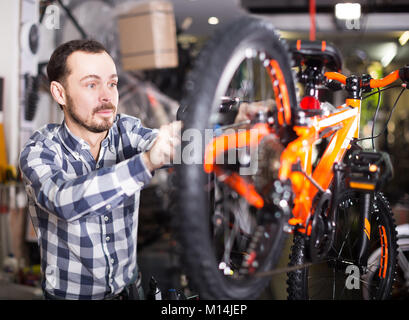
[{"x1": 63, "y1": 51, "x2": 119, "y2": 133}]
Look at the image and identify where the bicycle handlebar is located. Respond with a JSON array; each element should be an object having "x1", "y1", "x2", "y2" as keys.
[
  {"x1": 324, "y1": 72, "x2": 347, "y2": 85},
  {"x1": 369, "y1": 70, "x2": 399, "y2": 88},
  {"x1": 399, "y1": 65, "x2": 409, "y2": 84},
  {"x1": 325, "y1": 66, "x2": 409, "y2": 89}
]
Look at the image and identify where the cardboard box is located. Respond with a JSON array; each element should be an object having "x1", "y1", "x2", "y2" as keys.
[{"x1": 117, "y1": 1, "x2": 178, "y2": 71}]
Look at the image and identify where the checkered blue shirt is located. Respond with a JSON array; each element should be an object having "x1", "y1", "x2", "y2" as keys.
[{"x1": 19, "y1": 114, "x2": 157, "y2": 299}]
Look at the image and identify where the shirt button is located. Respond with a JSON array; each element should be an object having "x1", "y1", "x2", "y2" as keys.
[
  {"x1": 106, "y1": 204, "x2": 111, "y2": 210},
  {"x1": 110, "y1": 258, "x2": 115, "y2": 264},
  {"x1": 106, "y1": 236, "x2": 110, "y2": 242},
  {"x1": 104, "y1": 216, "x2": 109, "y2": 222}
]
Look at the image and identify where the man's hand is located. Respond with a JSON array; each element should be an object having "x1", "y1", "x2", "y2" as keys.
[
  {"x1": 142, "y1": 121, "x2": 182, "y2": 172},
  {"x1": 234, "y1": 99, "x2": 275, "y2": 123}
]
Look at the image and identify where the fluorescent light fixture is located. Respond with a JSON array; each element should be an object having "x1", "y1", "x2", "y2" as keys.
[
  {"x1": 208, "y1": 16, "x2": 219, "y2": 25},
  {"x1": 335, "y1": 3, "x2": 361, "y2": 20},
  {"x1": 381, "y1": 42, "x2": 398, "y2": 68},
  {"x1": 399, "y1": 31, "x2": 409, "y2": 46}
]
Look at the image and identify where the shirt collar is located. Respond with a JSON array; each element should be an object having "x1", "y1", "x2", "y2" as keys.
[{"x1": 58, "y1": 119, "x2": 116, "y2": 158}]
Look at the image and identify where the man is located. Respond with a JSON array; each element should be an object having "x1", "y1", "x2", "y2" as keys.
[{"x1": 19, "y1": 39, "x2": 181, "y2": 300}]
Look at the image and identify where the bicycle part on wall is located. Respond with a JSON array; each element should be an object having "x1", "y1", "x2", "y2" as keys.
[
  {"x1": 55, "y1": 0, "x2": 119, "y2": 64},
  {"x1": 143, "y1": 37, "x2": 195, "y2": 102}
]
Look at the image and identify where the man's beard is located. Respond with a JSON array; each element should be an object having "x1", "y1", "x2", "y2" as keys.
[{"x1": 66, "y1": 95, "x2": 116, "y2": 133}]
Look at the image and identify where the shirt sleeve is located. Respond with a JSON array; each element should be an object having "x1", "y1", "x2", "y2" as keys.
[
  {"x1": 19, "y1": 127, "x2": 155, "y2": 223},
  {"x1": 117, "y1": 114, "x2": 159, "y2": 158}
]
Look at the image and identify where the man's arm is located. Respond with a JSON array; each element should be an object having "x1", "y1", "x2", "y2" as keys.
[
  {"x1": 141, "y1": 121, "x2": 181, "y2": 172},
  {"x1": 20, "y1": 135, "x2": 152, "y2": 222}
]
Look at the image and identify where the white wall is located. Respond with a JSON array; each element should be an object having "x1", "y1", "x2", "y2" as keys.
[
  {"x1": 0, "y1": 0, "x2": 62, "y2": 168},
  {"x1": 19, "y1": 3, "x2": 63, "y2": 149}
]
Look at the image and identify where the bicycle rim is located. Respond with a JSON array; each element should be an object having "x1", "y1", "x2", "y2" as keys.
[{"x1": 365, "y1": 237, "x2": 409, "y2": 299}]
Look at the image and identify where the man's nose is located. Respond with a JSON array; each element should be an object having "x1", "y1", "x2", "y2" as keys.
[{"x1": 99, "y1": 86, "x2": 112, "y2": 103}]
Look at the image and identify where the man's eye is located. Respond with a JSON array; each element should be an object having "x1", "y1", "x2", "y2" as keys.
[
  {"x1": 110, "y1": 82, "x2": 117, "y2": 88},
  {"x1": 87, "y1": 83, "x2": 96, "y2": 89}
]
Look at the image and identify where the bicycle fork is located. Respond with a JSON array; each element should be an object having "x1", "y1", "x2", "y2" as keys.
[
  {"x1": 356, "y1": 192, "x2": 372, "y2": 272},
  {"x1": 331, "y1": 163, "x2": 372, "y2": 272}
]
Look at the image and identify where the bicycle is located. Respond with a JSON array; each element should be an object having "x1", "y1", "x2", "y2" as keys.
[{"x1": 174, "y1": 16, "x2": 408, "y2": 299}]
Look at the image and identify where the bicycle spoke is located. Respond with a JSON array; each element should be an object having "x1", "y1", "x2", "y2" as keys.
[
  {"x1": 246, "y1": 56, "x2": 255, "y2": 103},
  {"x1": 260, "y1": 55, "x2": 267, "y2": 102},
  {"x1": 398, "y1": 247, "x2": 409, "y2": 274}
]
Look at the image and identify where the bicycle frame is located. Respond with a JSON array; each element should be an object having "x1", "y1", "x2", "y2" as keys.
[
  {"x1": 203, "y1": 97, "x2": 362, "y2": 235},
  {"x1": 279, "y1": 98, "x2": 361, "y2": 234},
  {"x1": 203, "y1": 67, "x2": 406, "y2": 236}
]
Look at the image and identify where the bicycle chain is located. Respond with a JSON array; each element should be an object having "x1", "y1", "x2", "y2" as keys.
[{"x1": 239, "y1": 225, "x2": 265, "y2": 276}]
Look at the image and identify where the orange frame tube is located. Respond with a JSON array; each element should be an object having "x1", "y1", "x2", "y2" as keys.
[{"x1": 279, "y1": 104, "x2": 360, "y2": 231}]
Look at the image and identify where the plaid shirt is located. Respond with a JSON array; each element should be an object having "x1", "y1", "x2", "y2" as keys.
[{"x1": 19, "y1": 114, "x2": 157, "y2": 299}]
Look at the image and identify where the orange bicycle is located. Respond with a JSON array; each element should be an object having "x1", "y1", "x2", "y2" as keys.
[{"x1": 174, "y1": 16, "x2": 406, "y2": 299}]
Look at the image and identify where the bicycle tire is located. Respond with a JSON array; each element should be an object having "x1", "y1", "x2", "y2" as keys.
[
  {"x1": 364, "y1": 236, "x2": 409, "y2": 299},
  {"x1": 287, "y1": 191, "x2": 398, "y2": 300},
  {"x1": 174, "y1": 16, "x2": 297, "y2": 299}
]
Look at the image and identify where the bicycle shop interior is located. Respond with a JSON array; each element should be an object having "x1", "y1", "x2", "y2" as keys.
[{"x1": 0, "y1": 0, "x2": 408, "y2": 301}]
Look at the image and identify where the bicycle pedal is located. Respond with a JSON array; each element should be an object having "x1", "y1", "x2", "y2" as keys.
[{"x1": 345, "y1": 150, "x2": 393, "y2": 191}]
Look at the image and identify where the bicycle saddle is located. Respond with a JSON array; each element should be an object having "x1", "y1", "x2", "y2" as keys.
[{"x1": 289, "y1": 40, "x2": 343, "y2": 72}]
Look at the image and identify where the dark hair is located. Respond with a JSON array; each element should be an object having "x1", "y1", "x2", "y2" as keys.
[{"x1": 47, "y1": 39, "x2": 107, "y2": 85}]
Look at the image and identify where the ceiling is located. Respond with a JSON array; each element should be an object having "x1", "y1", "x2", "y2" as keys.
[
  {"x1": 165, "y1": 0, "x2": 409, "y2": 68},
  {"x1": 168, "y1": 0, "x2": 409, "y2": 35},
  {"x1": 240, "y1": 0, "x2": 409, "y2": 14},
  {"x1": 169, "y1": 0, "x2": 246, "y2": 36},
  {"x1": 59, "y1": 0, "x2": 409, "y2": 69}
]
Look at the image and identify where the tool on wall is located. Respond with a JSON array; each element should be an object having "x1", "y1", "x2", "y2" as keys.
[{"x1": 21, "y1": 0, "x2": 40, "y2": 122}]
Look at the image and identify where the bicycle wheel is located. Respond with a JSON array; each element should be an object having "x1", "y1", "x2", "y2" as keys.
[
  {"x1": 174, "y1": 16, "x2": 297, "y2": 299},
  {"x1": 287, "y1": 191, "x2": 398, "y2": 300},
  {"x1": 364, "y1": 235, "x2": 409, "y2": 299}
]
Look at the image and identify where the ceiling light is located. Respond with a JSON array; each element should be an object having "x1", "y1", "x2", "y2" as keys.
[
  {"x1": 335, "y1": 3, "x2": 361, "y2": 20},
  {"x1": 208, "y1": 16, "x2": 219, "y2": 25},
  {"x1": 399, "y1": 31, "x2": 409, "y2": 46}
]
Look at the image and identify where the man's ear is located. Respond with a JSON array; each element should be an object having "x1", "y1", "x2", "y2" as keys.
[{"x1": 50, "y1": 81, "x2": 67, "y2": 106}]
